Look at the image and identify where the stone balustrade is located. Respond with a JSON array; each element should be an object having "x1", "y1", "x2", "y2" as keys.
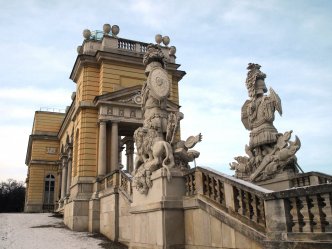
[
  {"x1": 119, "y1": 170, "x2": 133, "y2": 200},
  {"x1": 98, "y1": 170, "x2": 118, "y2": 192},
  {"x1": 290, "y1": 171, "x2": 332, "y2": 187},
  {"x1": 265, "y1": 184, "x2": 332, "y2": 235},
  {"x1": 185, "y1": 167, "x2": 270, "y2": 233},
  {"x1": 185, "y1": 166, "x2": 332, "y2": 241},
  {"x1": 97, "y1": 169, "x2": 133, "y2": 202},
  {"x1": 80, "y1": 35, "x2": 174, "y2": 63}
]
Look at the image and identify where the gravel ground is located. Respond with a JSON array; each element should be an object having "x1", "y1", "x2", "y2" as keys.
[{"x1": 0, "y1": 213, "x2": 127, "y2": 249}]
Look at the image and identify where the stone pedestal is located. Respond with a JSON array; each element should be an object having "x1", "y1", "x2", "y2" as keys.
[
  {"x1": 63, "y1": 176, "x2": 94, "y2": 231},
  {"x1": 130, "y1": 168, "x2": 186, "y2": 249},
  {"x1": 89, "y1": 198, "x2": 100, "y2": 233},
  {"x1": 256, "y1": 170, "x2": 296, "y2": 191}
]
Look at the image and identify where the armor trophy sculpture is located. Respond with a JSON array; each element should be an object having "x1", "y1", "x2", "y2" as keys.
[
  {"x1": 230, "y1": 63, "x2": 302, "y2": 182},
  {"x1": 133, "y1": 36, "x2": 202, "y2": 194}
]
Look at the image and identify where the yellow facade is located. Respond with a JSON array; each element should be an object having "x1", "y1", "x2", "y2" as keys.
[
  {"x1": 25, "y1": 33, "x2": 184, "y2": 218},
  {"x1": 25, "y1": 111, "x2": 64, "y2": 212}
]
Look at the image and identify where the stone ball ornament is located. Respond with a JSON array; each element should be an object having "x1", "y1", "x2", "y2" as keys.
[
  {"x1": 169, "y1": 46, "x2": 176, "y2": 56},
  {"x1": 155, "y1": 34, "x2": 162, "y2": 44},
  {"x1": 103, "y1": 23, "x2": 111, "y2": 34},
  {"x1": 112, "y1": 25, "x2": 120, "y2": 36},
  {"x1": 162, "y1": 36, "x2": 170, "y2": 46},
  {"x1": 83, "y1": 29, "x2": 91, "y2": 40}
]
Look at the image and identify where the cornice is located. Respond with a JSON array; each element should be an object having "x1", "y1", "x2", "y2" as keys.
[
  {"x1": 58, "y1": 99, "x2": 76, "y2": 139},
  {"x1": 25, "y1": 134, "x2": 59, "y2": 165},
  {"x1": 70, "y1": 54, "x2": 98, "y2": 82},
  {"x1": 69, "y1": 49, "x2": 186, "y2": 84}
]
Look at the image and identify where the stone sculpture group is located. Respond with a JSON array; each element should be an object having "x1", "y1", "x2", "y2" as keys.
[
  {"x1": 133, "y1": 42, "x2": 202, "y2": 194},
  {"x1": 230, "y1": 63, "x2": 301, "y2": 182},
  {"x1": 132, "y1": 37, "x2": 302, "y2": 192}
]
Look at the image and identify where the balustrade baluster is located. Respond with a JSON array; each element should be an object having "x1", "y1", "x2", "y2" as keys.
[
  {"x1": 300, "y1": 196, "x2": 314, "y2": 232},
  {"x1": 258, "y1": 196, "x2": 265, "y2": 225},
  {"x1": 252, "y1": 195, "x2": 258, "y2": 223},
  {"x1": 203, "y1": 173, "x2": 209, "y2": 196},
  {"x1": 239, "y1": 189, "x2": 245, "y2": 216},
  {"x1": 245, "y1": 192, "x2": 252, "y2": 219},
  {"x1": 191, "y1": 174, "x2": 196, "y2": 195},
  {"x1": 288, "y1": 197, "x2": 300, "y2": 232},
  {"x1": 311, "y1": 194, "x2": 324, "y2": 232},
  {"x1": 210, "y1": 176, "x2": 215, "y2": 200},
  {"x1": 233, "y1": 187, "x2": 240, "y2": 213},
  {"x1": 321, "y1": 193, "x2": 332, "y2": 232}
]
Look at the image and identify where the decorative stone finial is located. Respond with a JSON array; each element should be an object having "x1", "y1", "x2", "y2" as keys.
[
  {"x1": 77, "y1": 45, "x2": 82, "y2": 54},
  {"x1": 83, "y1": 29, "x2": 91, "y2": 40},
  {"x1": 103, "y1": 24, "x2": 111, "y2": 34},
  {"x1": 162, "y1": 36, "x2": 170, "y2": 46},
  {"x1": 169, "y1": 46, "x2": 176, "y2": 56},
  {"x1": 155, "y1": 34, "x2": 162, "y2": 44},
  {"x1": 112, "y1": 25, "x2": 120, "y2": 37}
]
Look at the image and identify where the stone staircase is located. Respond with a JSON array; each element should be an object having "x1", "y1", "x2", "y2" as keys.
[
  {"x1": 183, "y1": 166, "x2": 332, "y2": 248},
  {"x1": 94, "y1": 167, "x2": 332, "y2": 248}
]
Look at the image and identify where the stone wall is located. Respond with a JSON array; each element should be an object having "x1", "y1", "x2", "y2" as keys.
[{"x1": 184, "y1": 208, "x2": 262, "y2": 249}]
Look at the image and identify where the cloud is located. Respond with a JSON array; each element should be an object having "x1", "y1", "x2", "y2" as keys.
[
  {"x1": 0, "y1": 0, "x2": 331, "y2": 182},
  {"x1": 0, "y1": 125, "x2": 31, "y2": 182}
]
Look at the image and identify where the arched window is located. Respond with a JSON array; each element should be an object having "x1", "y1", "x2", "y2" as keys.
[{"x1": 44, "y1": 174, "x2": 55, "y2": 205}]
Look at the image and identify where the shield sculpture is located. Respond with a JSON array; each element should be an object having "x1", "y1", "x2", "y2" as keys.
[
  {"x1": 269, "y1": 87, "x2": 282, "y2": 115},
  {"x1": 147, "y1": 68, "x2": 170, "y2": 100}
]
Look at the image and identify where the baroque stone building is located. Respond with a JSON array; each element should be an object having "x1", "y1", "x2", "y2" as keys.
[{"x1": 25, "y1": 25, "x2": 332, "y2": 248}]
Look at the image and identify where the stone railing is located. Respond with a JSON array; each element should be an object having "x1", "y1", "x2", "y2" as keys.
[
  {"x1": 98, "y1": 169, "x2": 133, "y2": 201},
  {"x1": 185, "y1": 167, "x2": 332, "y2": 240},
  {"x1": 265, "y1": 184, "x2": 332, "y2": 235},
  {"x1": 81, "y1": 35, "x2": 173, "y2": 62},
  {"x1": 118, "y1": 38, "x2": 136, "y2": 51},
  {"x1": 119, "y1": 170, "x2": 133, "y2": 200},
  {"x1": 117, "y1": 38, "x2": 148, "y2": 53},
  {"x1": 99, "y1": 170, "x2": 118, "y2": 192},
  {"x1": 185, "y1": 167, "x2": 270, "y2": 232},
  {"x1": 290, "y1": 171, "x2": 332, "y2": 187}
]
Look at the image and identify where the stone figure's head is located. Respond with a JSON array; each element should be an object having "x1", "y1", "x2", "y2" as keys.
[
  {"x1": 255, "y1": 78, "x2": 267, "y2": 95},
  {"x1": 143, "y1": 44, "x2": 166, "y2": 76},
  {"x1": 245, "y1": 63, "x2": 267, "y2": 97}
]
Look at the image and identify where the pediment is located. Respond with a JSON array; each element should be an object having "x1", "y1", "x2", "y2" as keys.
[
  {"x1": 94, "y1": 85, "x2": 142, "y2": 106},
  {"x1": 94, "y1": 85, "x2": 180, "y2": 110}
]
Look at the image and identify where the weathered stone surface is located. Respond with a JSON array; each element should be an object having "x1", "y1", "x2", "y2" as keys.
[{"x1": 231, "y1": 63, "x2": 301, "y2": 183}]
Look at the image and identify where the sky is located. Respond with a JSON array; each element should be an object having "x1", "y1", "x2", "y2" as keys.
[{"x1": 0, "y1": 0, "x2": 331, "y2": 182}]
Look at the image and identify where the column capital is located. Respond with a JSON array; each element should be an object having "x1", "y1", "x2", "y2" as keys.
[{"x1": 98, "y1": 120, "x2": 108, "y2": 125}]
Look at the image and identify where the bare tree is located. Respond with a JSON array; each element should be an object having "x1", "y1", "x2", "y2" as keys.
[{"x1": 0, "y1": 179, "x2": 26, "y2": 212}]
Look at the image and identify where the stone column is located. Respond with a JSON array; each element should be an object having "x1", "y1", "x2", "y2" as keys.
[
  {"x1": 66, "y1": 151, "x2": 72, "y2": 196},
  {"x1": 58, "y1": 169, "x2": 62, "y2": 201},
  {"x1": 126, "y1": 139, "x2": 134, "y2": 173},
  {"x1": 98, "y1": 121, "x2": 107, "y2": 176},
  {"x1": 111, "y1": 121, "x2": 119, "y2": 172},
  {"x1": 119, "y1": 138, "x2": 125, "y2": 170},
  {"x1": 60, "y1": 157, "x2": 67, "y2": 199}
]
